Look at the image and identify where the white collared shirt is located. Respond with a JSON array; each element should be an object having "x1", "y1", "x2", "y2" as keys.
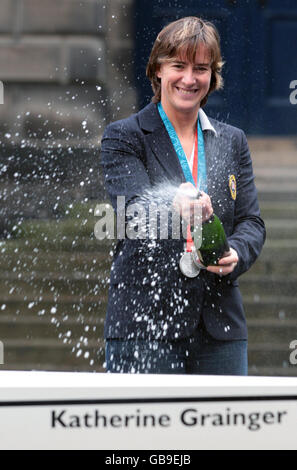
[{"x1": 198, "y1": 108, "x2": 217, "y2": 136}]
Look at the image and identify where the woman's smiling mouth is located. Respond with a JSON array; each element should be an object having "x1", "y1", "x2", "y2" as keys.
[{"x1": 175, "y1": 86, "x2": 198, "y2": 95}]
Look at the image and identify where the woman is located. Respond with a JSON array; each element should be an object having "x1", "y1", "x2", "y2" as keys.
[{"x1": 100, "y1": 17, "x2": 265, "y2": 375}]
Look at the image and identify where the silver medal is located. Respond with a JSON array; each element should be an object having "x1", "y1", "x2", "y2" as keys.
[{"x1": 179, "y1": 251, "x2": 200, "y2": 278}]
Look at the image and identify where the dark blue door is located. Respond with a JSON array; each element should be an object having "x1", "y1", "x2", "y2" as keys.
[{"x1": 133, "y1": 0, "x2": 297, "y2": 135}]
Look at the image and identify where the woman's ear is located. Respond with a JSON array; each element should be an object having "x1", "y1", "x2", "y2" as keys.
[{"x1": 156, "y1": 65, "x2": 162, "y2": 79}]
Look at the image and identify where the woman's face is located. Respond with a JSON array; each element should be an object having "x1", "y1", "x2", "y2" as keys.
[{"x1": 156, "y1": 44, "x2": 212, "y2": 118}]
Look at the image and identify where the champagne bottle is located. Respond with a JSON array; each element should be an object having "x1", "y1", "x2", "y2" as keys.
[
  {"x1": 192, "y1": 213, "x2": 230, "y2": 266},
  {"x1": 178, "y1": 186, "x2": 229, "y2": 267}
]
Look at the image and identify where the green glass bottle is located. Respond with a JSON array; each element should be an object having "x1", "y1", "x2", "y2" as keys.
[
  {"x1": 191, "y1": 213, "x2": 230, "y2": 267},
  {"x1": 180, "y1": 186, "x2": 230, "y2": 267}
]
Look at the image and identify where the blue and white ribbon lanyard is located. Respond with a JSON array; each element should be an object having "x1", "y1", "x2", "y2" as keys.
[{"x1": 157, "y1": 102, "x2": 207, "y2": 250}]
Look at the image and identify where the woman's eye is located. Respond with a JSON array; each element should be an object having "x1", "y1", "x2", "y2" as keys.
[{"x1": 196, "y1": 66, "x2": 210, "y2": 72}]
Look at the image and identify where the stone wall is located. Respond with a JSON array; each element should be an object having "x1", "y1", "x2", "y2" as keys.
[
  {"x1": 0, "y1": 0, "x2": 137, "y2": 234},
  {"x1": 0, "y1": 0, "x2": 136, "y2": 148}
]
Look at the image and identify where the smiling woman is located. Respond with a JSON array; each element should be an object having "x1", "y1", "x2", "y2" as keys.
[
  {"x1": 100, "y1": 16, "x2": 266, "y2": 375},
  {"x1": 146, "y1": 16, "x2": 224, "y2": 107},
  {"x1": 155, "y1": 46, "x2": 212, "y2": 131}
]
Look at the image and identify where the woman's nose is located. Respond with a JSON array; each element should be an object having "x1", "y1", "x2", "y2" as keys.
[{"x1": 182, "y1": 67, "x2": 196, "y2": 85}]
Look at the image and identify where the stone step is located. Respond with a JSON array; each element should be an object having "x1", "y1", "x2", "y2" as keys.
[
  {"x1": 238, "y1": 275, "x2": 297, "y2": 297},
  {"x1": 0, "y1": 294, "x2": 108, "y2": 318},
  {"x1": 0, "y1": 362, "x2": 105, "y2": 372},
  {"x1": 2, "y1": 226, "x2": 297, "y2": 270},
  {"x1": 2, "y1": 238, "x2": 296, "y2": 260},
  {"x1": 1, "y1": 314, "x2": 294, "y2": 344},
  {"x1": 248, "y1": 344, "x2": 295, "y2": 369},
  {"x1": 1, "y1": 340, "x2": 296, "y2": 375},
  {"x1": 0, "y1": 314, "x2": 294, "y2": 373},
  {"x1": 0, "y1": 271, "x2": 294, "y2": 297},
  {"x1": 0, "y1": 285, "x2": 295, "y2": 330},
  {"x1": 0, "y1": 254, "x2": 295, "y2": 291},
  {"x1": 264, "y1": 220, "x2": 297, "y2": 240},
  {"x1": 1, "y1": 298, "x2": 294, "y2": 323},
  {"x1": 0, "y1": 362, "x2": 295, "y2": 375},
  {"x1": 1, "y1": 294, "x2": 295, "y2": 370},
  {"x1": 0, "y1": 314, "x2": 104, "y2": 340},
  {"x1": 0, "y1": 271, "x2": 110, "y2": 297},
  {"x1": 0, "y1": 338, "x2": 105, "y2": 370},
  {"x1": 0, "y1": 251, "x2": 113, "y2": 274},
  {"x1": 0, "y1": 236, "x2": 113, "y2": 253},
  {"x1": 1, "y1": 338, "x2": 295, "y2": 374},
  {"x1": 255, "y1": 166, "x2": 297, "y2": 182},
  {"x1": 258, "y1": 190, "x2": 297, "y2": 202},
  {"x1": 1, "y1": 240, "x2": 296, "y2": 275},
  {"x1": 247, "y1": 319, "x2": 297, "y2": 343},
  {"x1": 249, "y1": 136, "x2": 297, "y2": 168},
  {"x1": 248, "y1": 241, "x2": 297, "y2": 275},
  {"x1": 244, "y1": 296, "x2": 297, "y2": 320},
  {"x1": 248, "y1": 366, "x2": 297, "y2": 377},
  {"x1": 2, "y1": 199, "x2": 297, "y2": 250},
  {"x1": 259, "y1": 201, "x2": 297, "y2": 220},
  {"x1": 256, "y1": 166, "x2": 297, "y2": 203}
]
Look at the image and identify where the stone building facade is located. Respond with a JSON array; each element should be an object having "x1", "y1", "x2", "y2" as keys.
[
  {"x1": 0, "y1": 0, "x2": 136, "y2": 146},
  {"x1": 0, "y1": 0, "x2": 136, "y2": 234}
]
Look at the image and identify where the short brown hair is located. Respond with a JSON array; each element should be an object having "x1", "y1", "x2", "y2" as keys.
[{"x1": 146, "y1": 16, "x2": 224, "y2": 107}]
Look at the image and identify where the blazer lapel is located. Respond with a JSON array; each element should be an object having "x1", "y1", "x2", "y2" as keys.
[
  {"x1": 138, "y1": 103, "x2": 186, "y2": 183},
  {"x1": 146, "y1": 128, "x2": 186, "y2": 183},
  {"x1": 204, "y1": 129, "x2": 218, "y2": 202},
  {"x1": 204, "y1": 123, "x2": 234, "y2": 216}
]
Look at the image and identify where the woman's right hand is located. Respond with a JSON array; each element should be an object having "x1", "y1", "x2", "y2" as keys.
[{"x1": 172, "y1": 182, "x2": 213, "y2": 225}]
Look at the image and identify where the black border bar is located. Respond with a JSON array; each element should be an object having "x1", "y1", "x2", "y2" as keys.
[{"x1": 0, "y1": 395, "x2": 296, "y2": 407}]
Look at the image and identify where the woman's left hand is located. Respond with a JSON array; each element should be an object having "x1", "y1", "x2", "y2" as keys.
[{"x1": 206, "y1": 247, "x2": 239, "y2": 276}]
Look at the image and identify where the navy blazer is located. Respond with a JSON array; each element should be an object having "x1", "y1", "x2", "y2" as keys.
[{"x1": 100, "y1": 102, "x2": 266, "y2": 341}]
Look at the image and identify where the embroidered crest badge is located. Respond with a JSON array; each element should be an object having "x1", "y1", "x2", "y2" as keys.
[{"x1": 229, "y1": 174, "x2": 236, "y2": 200}]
